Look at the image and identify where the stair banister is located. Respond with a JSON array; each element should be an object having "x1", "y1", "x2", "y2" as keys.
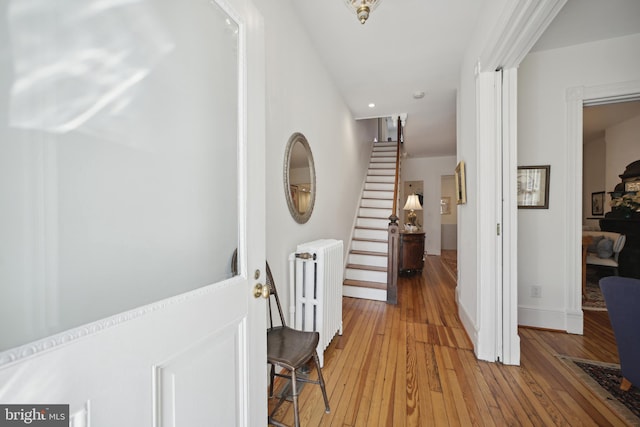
[{"x1": 386, "y1": 116, "x2": 402, "y2": 304}]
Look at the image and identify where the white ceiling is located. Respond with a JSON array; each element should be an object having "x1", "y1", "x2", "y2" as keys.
[
  {"x1": 291, "y1": 0, "x2": 640, "y2": 157},
  {"x1": 584, "y1": 101, "x2": 640, "y2": 142}
]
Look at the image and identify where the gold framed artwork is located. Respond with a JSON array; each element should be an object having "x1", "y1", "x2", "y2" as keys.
[
  {"x1": 517, "y1": 165, "x2": 550, "y2": 209},
  {"x1": 455, "y1": 161, "x2": 466, "y2": 205}
]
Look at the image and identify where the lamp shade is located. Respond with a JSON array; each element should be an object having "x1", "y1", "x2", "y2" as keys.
[{"x1": 403, "y1": 194, "x2": 422, "y2": 211}]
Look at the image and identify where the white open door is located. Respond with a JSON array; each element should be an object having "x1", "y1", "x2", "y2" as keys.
[{"x1": 0, "y1": 0, "x2": 266, "y2": 424}]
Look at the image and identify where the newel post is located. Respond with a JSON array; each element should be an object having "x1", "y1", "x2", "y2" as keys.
[{"x1": 387, "y1": 214, "x2": 399, "y2": 304}]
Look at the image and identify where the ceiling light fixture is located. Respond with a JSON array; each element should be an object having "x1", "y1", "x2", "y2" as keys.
[
  {"x1": 344, "y1": 0, "x2": 381, "y2": 24},
  {"x1": 413, "y1": 91, "x2": 425, "y2": 99},
  {"x1": 368, "y1": 103, "x2": 376, "y2": 108}
]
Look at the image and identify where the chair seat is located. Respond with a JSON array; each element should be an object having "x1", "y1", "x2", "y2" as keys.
[
  {"x1": 268, "y1": 326, "x2": 320, "y2": 369},
  {"x1": 586, "y1": 254, "x2": 618, "y2": 267}
]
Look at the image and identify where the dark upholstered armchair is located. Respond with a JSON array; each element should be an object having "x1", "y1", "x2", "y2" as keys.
[{"x1": 599, "y1": 276, "x2": 640, "y2": 391}]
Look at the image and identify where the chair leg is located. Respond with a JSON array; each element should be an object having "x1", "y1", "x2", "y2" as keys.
[
  {"x1": 291, "y1": 369, "x2": 300, "y2": 427},
  {"x1": 313, "y1": 351, "x2": 331, "y2": 413},
  {"x1": 269, "y1": 364, "x2": 275, "y2": 398}
]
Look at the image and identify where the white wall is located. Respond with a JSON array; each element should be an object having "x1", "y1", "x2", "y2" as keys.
[
  {"x1": 254, "y1": 0, "x2": 372, "y2": 315},
  {"x1": 606, "y1": 113, "x2": 640, "y2": 194},
  {"x1": 456, "y1": 0, "x2": 510, "y2": 357},
  {"x1": 402, "y1": 156, "x2": 457, "y2": 255},
  {"x1": 518, "y1": 33, "x2": 640, "y2": 330}
]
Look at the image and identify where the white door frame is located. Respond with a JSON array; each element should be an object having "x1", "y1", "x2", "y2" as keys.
[
  {"x1": 564, "y1": 80, "x2": 640, "y2": 334},
  {"x1": 475, "y1": 0, "x2": 567, "y2": 364}
]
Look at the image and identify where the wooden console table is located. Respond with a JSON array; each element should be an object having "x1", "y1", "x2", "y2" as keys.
[{"x1": 399, "y1": 231, "x2": 425, "y2": 275}]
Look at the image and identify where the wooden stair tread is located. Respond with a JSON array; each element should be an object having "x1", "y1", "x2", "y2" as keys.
[
  {"x1": 350, "y1": 250, "x2": 387, "y2": 257},
  {"x1": 352, "y1": 237, "x2": 388, "y2": 243},
  {"x1": 343, "y1": 279, "x2": 387, "y2": 290},
  {"x1": 346, "y1": 264, "x2": 387, "y2": 272},
  {"x1": 355, "y1": 226, "x2": 387, "y2": 231}
]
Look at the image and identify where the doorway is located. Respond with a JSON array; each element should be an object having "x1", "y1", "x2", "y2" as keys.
[
  {"x1": 581, "y1": 100, "x2": 640, "y2": 315},
  {"x1": 566, "y1": 81, "x2": 640, "y2": 334}
]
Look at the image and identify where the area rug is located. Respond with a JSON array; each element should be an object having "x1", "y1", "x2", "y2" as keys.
[
  {"x1": 557, "y1": 355, "x2": 640, "y2": 425},
  {"x1": 583, "y1": 266, "x2": 607, "y2": 311}
]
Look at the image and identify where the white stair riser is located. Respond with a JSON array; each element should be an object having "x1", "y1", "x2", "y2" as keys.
[
  {"x1": 373, "y1": 142, "x2": 397, "y2": 148},
  {"x1": 368, "y1": 169, "x2": 395, "y2": 176},
  {"x1": 363, "y1": 190, "x2": 394, "y2": 199},
  {"x1": 359, "y1": 207, "x2": 392, "y2": 218},
  {"x1": 369, "y1": 163, "x2": 395, "y2": 169},
  {"x1": 361, "y1": 199, "x2": 393, "y2": 209},
  {"x1": 364, "y1": 182, "x2": 394, "y2": 191},
  {"x1": 352, "y1": 240, "x2": 388, "y2": 252},
  {"x1": 354, "y1": 228, "x2": 388, "y2": 240},
  {"x1": 371, "y1": 156, "x2": 397, "y2": 163},
  {"x1": 349, "y1": 253, "x2": 388, "y2": 268},
  {"x1": 343, "y1": 286, "x2": 387, "y2": 302},
  {"x1": 345, "y1": 268, "x2": 387, "y2": 283},
  {"x1": 366, "y1": 175, "x2": 395, "y2": 183},
  {"x1": 356, "y1": 217, "x2": 389, "y2": 228},
  {"x1": 370, "y1": 156, "x2": 396, "y2": 163}
]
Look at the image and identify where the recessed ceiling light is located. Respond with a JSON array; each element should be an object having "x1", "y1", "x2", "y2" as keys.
[
  {"x1": 368, "y1": 103, "x2": 375, "y2": 108},
  {"x1": 413, "y1": 91, "x2": 425, "y2": 99}
]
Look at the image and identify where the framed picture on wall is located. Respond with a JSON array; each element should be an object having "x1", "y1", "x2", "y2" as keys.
[
  {"x1": 517, "y1": 165, "x2": 550, "y2": 209},
  {"x1": 440, "y1": 197, "x2": 451, "y2": 215},
  {"x1": 455, "y1": 161, "x2": 466, "y2": 205},
  {"x1": 591, "y1": 191, "x2": 605, "y2": 216}
]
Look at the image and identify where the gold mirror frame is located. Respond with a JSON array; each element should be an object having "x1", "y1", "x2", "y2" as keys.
[{"x1": 284, "y1": 132, "x2": 316, "y2": 224}]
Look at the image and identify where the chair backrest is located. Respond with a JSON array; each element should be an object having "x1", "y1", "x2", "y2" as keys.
[
  {"x1": 583, "y1": 231, "x2": 626, "y2": 259},
  {"x1": 599, "y1": 276, "x2": 640, "y2": 385},
  {"x1": 265, "y1": 261, "x2": 287, "y2": 330}
]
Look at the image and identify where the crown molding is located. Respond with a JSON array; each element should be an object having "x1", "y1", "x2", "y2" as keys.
[{"x1": 480, "y1": 0, "x2": 567, "y2": 71}]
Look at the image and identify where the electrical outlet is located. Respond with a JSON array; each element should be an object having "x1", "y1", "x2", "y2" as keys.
[{"x1": 531, "y1": 285, "x2": 542, "y2": 298}]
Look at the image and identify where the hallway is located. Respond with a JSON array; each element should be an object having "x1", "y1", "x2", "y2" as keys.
[{"x1": 269, "y1": 254, "x2": 624, "y2": 426}]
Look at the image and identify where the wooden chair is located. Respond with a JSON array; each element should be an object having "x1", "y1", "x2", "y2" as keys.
[{"x1": 265, "y1": 261, "x2": 330, "y2": 427}]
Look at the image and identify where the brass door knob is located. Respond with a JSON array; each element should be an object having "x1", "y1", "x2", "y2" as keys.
[{"x1": 253, "y1": 283, "x2": 269, "y2": 299}]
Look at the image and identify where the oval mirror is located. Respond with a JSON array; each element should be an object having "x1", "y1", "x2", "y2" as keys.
[{"x1": 284, "y1": 132, "x2": 316, "y2": 224}]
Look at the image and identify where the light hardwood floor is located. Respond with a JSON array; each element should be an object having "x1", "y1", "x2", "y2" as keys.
[{"x1": 269, "y1": 254, "x2": 626, "y2": 426}]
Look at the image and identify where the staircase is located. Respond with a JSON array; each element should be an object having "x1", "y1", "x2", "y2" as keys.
[{"x1": 343, "y1": 141, "x2": 399, "y2": 302}]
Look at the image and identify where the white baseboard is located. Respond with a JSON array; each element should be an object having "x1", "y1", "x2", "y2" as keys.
[
  {"x1": 518, "y1": 305, "x2": 583, "y2": 333},
  {"x1": 456, "y1": 289, "x2": 479, "y2": 356},
  {"x1": 342, "y1": 285, "x2": 387, "y2": 302},
  {"x1": 565, "y1": 309, "x2": 584, "y2": 335}
]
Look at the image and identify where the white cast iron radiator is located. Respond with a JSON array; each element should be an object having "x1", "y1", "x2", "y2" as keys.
[{"x1": 288, "y1": 239, "x2": 343, "y2": 367}]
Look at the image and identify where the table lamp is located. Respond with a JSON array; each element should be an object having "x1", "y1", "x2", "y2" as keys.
[{"x1": 403, "y1": 194, "x2": 422, "y2": 228}]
